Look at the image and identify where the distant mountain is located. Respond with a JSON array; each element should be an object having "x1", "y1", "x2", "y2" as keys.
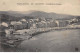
[
  {"x1": 25, "y1": 11, "x2": 76, "y2": 19},
  {"x1": 0, "y1": 10, "x2": 80, "y2": 22},
  {"x1": 0, "y1": 11, "x2": 25, "y2": 17}
]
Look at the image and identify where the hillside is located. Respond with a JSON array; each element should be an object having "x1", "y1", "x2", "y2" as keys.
[{"x1": 0, "y1": 11, "x2": 80, "y2": 22}]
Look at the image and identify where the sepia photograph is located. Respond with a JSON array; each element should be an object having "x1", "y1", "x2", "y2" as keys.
[{"x1": 0, "y1": 0, "x2": 80, "y2": 52}]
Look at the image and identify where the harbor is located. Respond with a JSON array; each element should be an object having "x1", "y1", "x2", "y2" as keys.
[
  {"x1": 0, "y1": 11, "x2": 80, "y2": 52},
  {"x1": 0, "y1": 29, "x2": 80, "y2": 52}
]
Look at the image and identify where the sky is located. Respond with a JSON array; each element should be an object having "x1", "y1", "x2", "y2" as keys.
[{"x1": 0, "y1": 0, "x2": 80, "y2": 16}]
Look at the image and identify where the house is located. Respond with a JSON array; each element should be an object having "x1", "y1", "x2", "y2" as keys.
[
  {"x1": 1, "y1": 22, "x2": 8, "y2": 27},
  {"x1": 11, "y1": 21, "x2": 22, "y2": 25},
  {"x1": 55, "y1": 20, "x2": 69, "y2": 27}
]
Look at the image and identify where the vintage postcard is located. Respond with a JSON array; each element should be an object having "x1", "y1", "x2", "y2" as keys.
[{"x1": 0, "y1": 0, "x2": 80, "y2": 52}]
